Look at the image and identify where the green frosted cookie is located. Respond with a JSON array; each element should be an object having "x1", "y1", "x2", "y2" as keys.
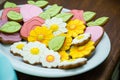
[
  {"x1": 39, "y1": 12, "x2": 51, "y2": 19},
  {"x1": 7, "y1": 11, "x2": 23, "y2": 21},
  {"x1": 87, "y1": 17, "x2": 109, "y2": 26},
  {"x1": 83, "y1": 11, "x2": 96, "y2": 22},
  {"x1": 27, "y1": 0, "x2": 48, "y2": 8},
  {"x1": 44, "y1": 4, "x2": 63, "y2": 17},
  {"x1": 4, "y1": 1, "x2": 17, "y2": 8},
  {"x1": 55, "y1": 12, "x2": 73, "y2": 22},
  {"x1": 48, "y1": 36, "x2": 65, "y2": 51},
  {"x1": 0, "y1": 21, "x2": 21, "y2": 33}
]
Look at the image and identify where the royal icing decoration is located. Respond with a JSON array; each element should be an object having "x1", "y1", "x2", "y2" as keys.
[
  {"x1": 40, "y1": 50, "x2": 60, "y2": 68},
  {"x1": 43, "y1": 17, "x2": 67, "y2": 36}
]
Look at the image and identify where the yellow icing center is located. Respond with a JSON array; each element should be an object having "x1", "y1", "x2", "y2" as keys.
[
  {"x1": 50, "y1": 24, "x2": 59, "y2": 31},
  {"x1": 38, "y1": 34, "x2": 44, "y2": 41},
  {"x1": 16, "y1": 44, "x2": 24, "y2": 50},
  {"x1": 46, "y1": 55, "x2": 55, "y2": 62},
  {"x1": 69, "y1": 25, "x2": 76, "y2": 30},
  {"x1": 76, "y1": 35, "x2": 84, "y2": 40},
  {"x1": 30, "y1": 48, "x2": 40, "y2": 55}
]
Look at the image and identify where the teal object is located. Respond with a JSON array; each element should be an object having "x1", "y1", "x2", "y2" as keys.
[{"x1": 0, "y1": 53, "x2": 17, "y2": 80}]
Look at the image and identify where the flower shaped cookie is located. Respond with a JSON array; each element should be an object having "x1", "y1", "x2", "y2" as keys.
[
  {"x1": 70, "y1": 41, "x2": 95, "y2": 59},
  {"x1": 10, "y1": 41, "x2": 27, "y2": 56},
  {"x1": 43, "y1": 17, "x2": 67, "y2": 36},
  {"x1": 66, "y1": 19, "x2": 86, "y2": 37},
  {"x1": 28, "y1": 26, "x2": 54, "y2": 46},
  {"x1": 22, "y1": 41, "x2": 48, "y2": 64},
  {"x1": 40, "y1": 50, "x2": 60, "y2": 68}
]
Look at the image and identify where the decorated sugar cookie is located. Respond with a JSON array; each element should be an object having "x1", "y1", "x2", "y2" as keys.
[
  {"x1": 28, "y1": 26, "x2": 54, "y2": 46},
  {"x1": 10, "y1": 42, "x2": 27, "y2": 56},
  {"x1": 27, "y1": 0, "x2": 48, "y2": 8},
  {"x1": 58, "y1": 58, "x2": 87, "y2": 69},
  {"x1": 70, "y1": 41, "x2": 95, "y2": 59},
  {"x1": 48, "y1": 36, "x2": 65, "y2": 51},
  {"x1": 87, "y1": 17, "x2": 109, "y2": 26},
  {"x1": 85, "y1": 26, "x2": 104, "y2": 46},
  {"x1": 66, "y1": 19, "x2": 86, "y2": 37},
  {"x1": 40, "y1": 50, "x2": 60, "y2": 68},
  {"x1": 83, "y1": 11, "x2": 96, "y2": 22},
  {"x1": 22, "y1": 41, "x2": 48, "y2": 64},
  {"x1": 4, "y1": 1, "x2": 17, "y2": 8},
  {"x1": 7, "y1": 11, "x2": 23, "y2": 22},
  {"x1": 0, "y1": 21, "x2": 21, "y2": 33},
  {"x1": 43, "y1": 17, "x2": 67, "y2": 36},
  {"x1": 0, "y1": 32, "x2": 22, "y2": 44},
  {"x1": 55, "y1": 12, "x2": 73, "y2": 22},
  {"x1": 70, "y1": 9, "x2": 85, "y2": 23},
  {"x1": 20, "y1": 16, "x2": 44, "y2": 40},
  {"x1": 72, "y1": 33, "x2": 91, "y2": 46},
  {"x1": 20, "y1": 4, "x2": 43, "y2": 22}
]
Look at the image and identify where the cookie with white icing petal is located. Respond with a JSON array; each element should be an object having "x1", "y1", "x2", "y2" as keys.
[
  {"x1": 10, "y1": 42, "x2": 27, "y2": 56},
  {"x1": 72, "y1": 33, "x2": 91, "y2": 46},
  {"x1": 58, "y1": 58, "x2": 87, "y2": 69}
]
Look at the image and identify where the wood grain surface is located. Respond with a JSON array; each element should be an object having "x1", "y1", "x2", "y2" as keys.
[{"x1": 0, "y1": 0, "x2": 120, "y2": 80}]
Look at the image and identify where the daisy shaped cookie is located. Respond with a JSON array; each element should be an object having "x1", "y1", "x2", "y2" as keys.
[
  {"x1": 22, "y1": 41, "x2": 48, "y2": 64},
  {"x1": 40, "y1": 50, "x2": 60, "y2": 68},
  {"x1": 10, "y1": 41, "x2": 27, "y2": 56},
  {"x1": 43, "y1": 17, "x2": 67, "y2": 36}
]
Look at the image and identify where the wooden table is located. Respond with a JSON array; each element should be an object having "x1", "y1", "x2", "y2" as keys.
[{"x1": 0, "y1": 0, "x2": 120, "y2": 80}]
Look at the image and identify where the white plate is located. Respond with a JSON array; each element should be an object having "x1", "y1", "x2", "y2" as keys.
[{"x1": 0, "y1": 7, "x2": 111, "y2": 78}]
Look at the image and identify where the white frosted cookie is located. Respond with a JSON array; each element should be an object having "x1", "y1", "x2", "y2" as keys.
[
  {"x1": 40, "y1": 50, "x2": 60, "y2": 68},
  {"x1": 22, "y1": 41, "x2": 48, "y2": 64},
  {"x1": 72, "y1": 33, "x2": 91, "y2": 46},
  {"x1": 10, "y1": 41, "x2": 27, "y2": 56},
  {"x1": 58, "y1": 58, "x2": 87, "y2": 69}
]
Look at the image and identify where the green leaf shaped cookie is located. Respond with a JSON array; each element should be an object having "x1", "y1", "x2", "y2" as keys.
[
  {"x1": 27, "y1": 0, "x2": 35, "y2": 4},
  {"x1": 27, "y1": 0, "x2": 48, "y2": 8},
  {"x1": 39, "y1": 12, "x2": 51, "y2": 19},
  {"x1": 4, "y1": 1, "x2": 17, "y2": 8},
  {"x1": 44, "y1": 4, "x2": 63, "y2": 17},
  {"x1": 87, "y1": 17, "x2": 109, "y2": 26},
  {"x1": 0, "y1": 21, "x2": 21, "y2": 33},
  {"x1": 55, "y1": 12, "x2": 73, "y2": 22},
  {"x1": 7, "y1": 11, "x2": 23, "y2": 21},
  {"x1": 83, "y1": 11, "x2": 96, "y2": 22},
  {"x1": 48, "y1": 36, "x2": 65, "y2": 51}
]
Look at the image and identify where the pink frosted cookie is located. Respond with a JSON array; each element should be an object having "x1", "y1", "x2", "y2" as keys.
[
  {"x1": 0, "y1": 32, "x2": 22, "y2": 44},
  {"x1": 20, "y1": 4, "x2": 43, "y2": 22},
  {"x1": 1, "y1": 7, "x2": 20, "y2": 21},
  {"x1": 85, "y1": 26, "x2": 104, "y2": 46},
  {"x1": 70, "y1": 9, "x2": 85, "y2": 24},
  {"x1": 20, "y1": 16, "x2": 44, "y2": 40}
]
